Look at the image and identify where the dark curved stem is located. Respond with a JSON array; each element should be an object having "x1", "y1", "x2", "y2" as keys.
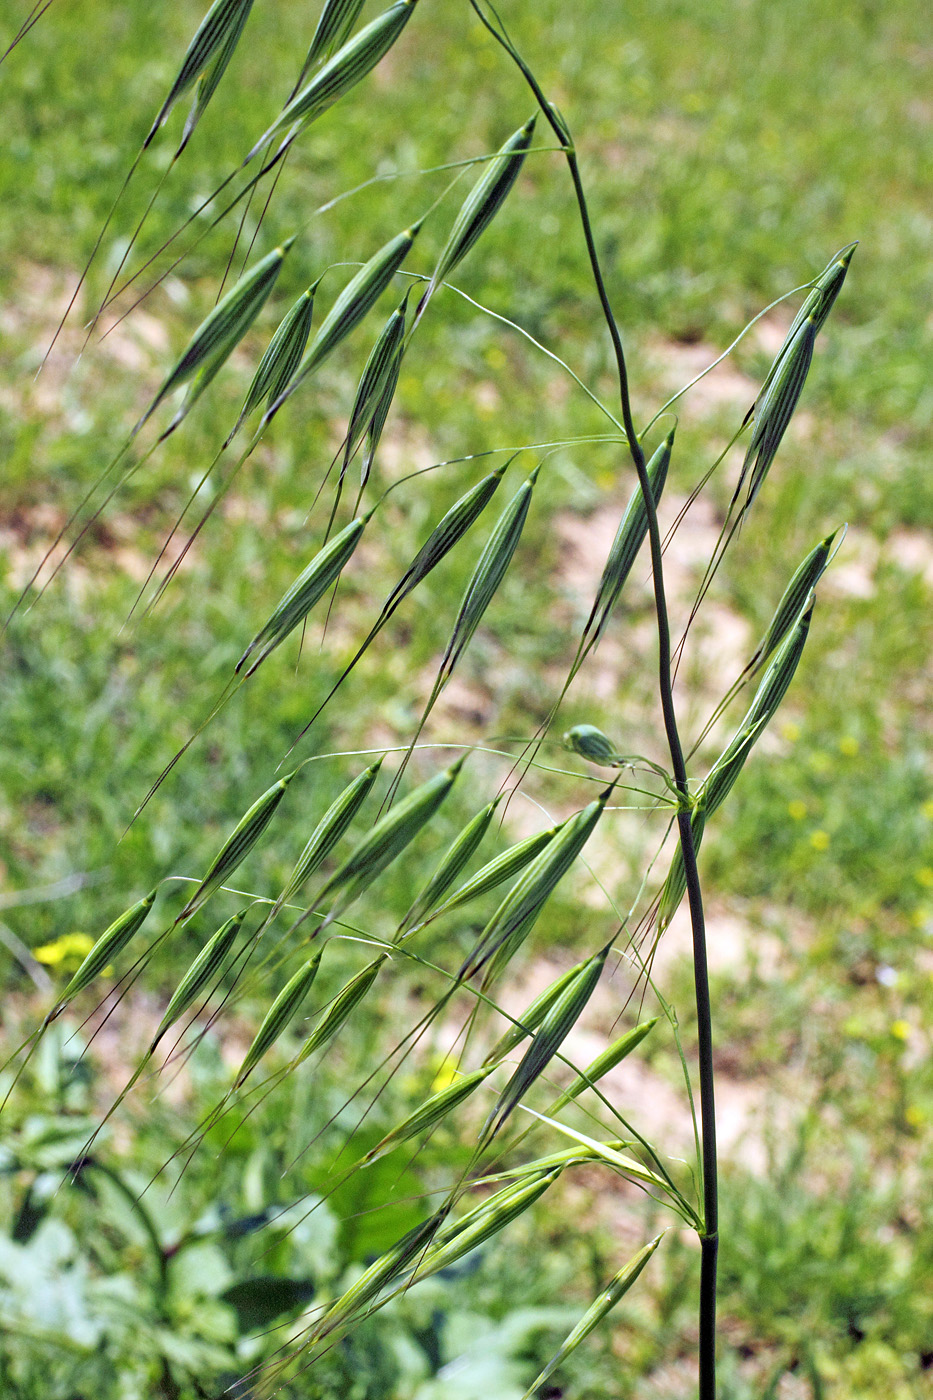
[
  {"x1": 468, "y1": 5, "x2": 718, "y2": 1392},
  {"x1": 567, "y1": 147, "x2": 718, "y2": 1400}
]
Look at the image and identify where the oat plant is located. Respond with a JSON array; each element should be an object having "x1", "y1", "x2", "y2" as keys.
[{"x1": 1, "y1": 2, "x2": 857, "y2": 1397}]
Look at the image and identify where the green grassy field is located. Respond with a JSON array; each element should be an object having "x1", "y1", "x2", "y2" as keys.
[{"x1": 0, "y1": 1, "x2": 931, "y2": 1396}]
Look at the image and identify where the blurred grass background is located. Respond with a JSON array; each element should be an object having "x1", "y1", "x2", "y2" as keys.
[{"x1": 0, "y1": 0, "x2": 931, "y2": 1396}]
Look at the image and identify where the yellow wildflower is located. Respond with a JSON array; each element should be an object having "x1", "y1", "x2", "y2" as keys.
[{"x1": 33, "y1": 932, "x2": 95, "y2": 968}]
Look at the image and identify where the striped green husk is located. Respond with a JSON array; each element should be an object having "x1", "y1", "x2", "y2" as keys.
[
  {"x1": 661, "y1": 601, "x2": 814, "y2": 928},
  {"x1": 738, "y1": 245, "x2": 856, "y2": 477},
  {"x1": 735, "y1": 244, "x2": 856, "y2": 511},
  {"x1": 178, "y1": 0, "x2": 255, "y2": 153},
  {"x1": 236, "y1": 512, "x2": 371, "y2": 676},
  {"x1": 234, "y1": 952, "x2": 323, "y2": 1087},
  {"x1": 549, "y1": 1018, "x2": 658, "y2": 1112},
  {"x1": 484, "y1": 953, "x2": 594, "y2": 1065},
  {"x1": 382, "y1": 466, "x2": 508, "y2": 615},
  {"x1": 760, "y1": 243, "x2": 857, "y2": 401},
  {"x1": 421, "y1": 825, "x2": 558, "y2": 929},
  {"x1": 388, "y1": 465, "x2": 537, "y2": 776},
  {"x1": 311, "y1": 1208, "x2": 447, "y2": 1342},
  {"x1": 397, "y1": 794, "x2": 502, "y2": 934},
  {"x1": 359, "y1": 350, "x2": 401, "y2": 491},
  {"x1": 410, "y1": 1167, "x2": 562, "y2": 1281},
  {"x1": 291, "y1": 467, "x2": 508, "y2": 748},
  {"x1": 150, "y1": 908, "x2": 246, "y2": 1051},
  {"x1": 180, "y1": 771, "x2": 298, "y2": 921},
  {"x1": 263, "y1": 225, "x2": 419, "y2": 423},
  {"x1": 293, "y1": 954, "x2": 387, "y2": 1065},
  {"x1": 47, "y1": 888, "x2": 158, "y2": 1021},
  {"x1": 315, "y1": 759, "x2": 464, "y2": 913},
  {"x1": 518, "y1": 1236, "x2": 663, "y2": 1400},
  {"x1": 461, "y1": 792, "x2": 608, "y2": 986},
  {"x1": 300, "y1": 0, "x2": 366, "y2": 80},
  {"x1": 419, "y1": 117, "x2": 537, "y2": 314},
  {"x1": 750, "y1": 531, "x2": 835, "y2": 673},
  {"x1": 249, "y1": 0, "x2": 419, "y2": 158},
  {"x1": 480, "y1": 946, "x2": 609, "y2": 1143},
  {"x1": 362, "y1": 1066, "x2": 495, "y2": 1165},
  {"x1": 343, "y1": 292, "x2": 409, "y2": 470},
  {"x1": 564, "y1": 724, "x2": 619, "y2": 767},
  {"x1": 735, "y1": 314, "x2": 816, "y2": 508},
  {"x1": 275, "y1": 760, "x2": 383, "y2": 912},
  {"x1": 228, "y1": 283, "x2": 318, "y2": 442},
  {"x1": 441, "y1": 466, "x2": 538, "y2": 678},
  {"x1": 138, "y1": 241, "x2": 291, "y2": 432},
  {"x1": 582, "y1": 430, "x2": 673, "y2": 651},
  {"x1": 145, "y1": 0, "x2": 255, "y2": 147},
  {"x1": 702, "y1": 600, "x2": 814, "y2": 818}
]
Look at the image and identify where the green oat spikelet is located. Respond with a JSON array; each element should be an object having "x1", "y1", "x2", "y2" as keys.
[
  {"x1": 46, "y1": 888, "x2": 158, "y2": 1023},
  {"x1": 761, "y1": 243, "x2": 857, "y2": 399},
  {"x1": 312, "y1": 758, "x2": 465, "y2": 918},
  {"x1": 248, "y1": 1, "x2": 420, "y2": 159},
  {"x1": 386, "y1": 466, "x2": 509, "y2": 605},
  {"x1": 179, "y1": 771, "x2": 299, "y2": 921},
  {"x1": 299, "y1": 0, "x2": 367, "y2": 81},
  {"x1": 484, "y1": 953, "x2": 594, "y2": 1065},
  {"x1": 234, "y1": 952, "x2": 323, "y2": 1088},
  {"x1": 343, "y1": 290, "x2": 410, "y2": 473},
  {"x1": 137, "y1": 240, "x2": 292, "y2": 437},
  {"x1": 749, "y1": 531, "x2": 836, "y2": 675},
  {"x1": 735, "y1": 314, "x2": 817, "y2": 509},
  {"x1": 413, "y1": 825, "x2": 558, "y2": 933},
  {"x1": 398, "y1": 794, "x2": 502, "y2": 934},
  {"x1": 410, "y1": 1167, "x2": 562, "y2": 1281},
  {"x1": 416, "y1": 116, "x2": 537, "y2": 323},
  {"x1": 442, "y1": 465, "x2": 539, "y2": 675},
  {"x1": 236, "y1": 512, "x2": 372, "y2": 676},
  {"x1": 150, "y1": 909, "x2": 247, "y2": 1051},
  {"x1": 309, "y1": 1208, "x2": 447, "y2": 1344},
  {"x1": 518, "y1": 1236, "x2": 663, "y2": 1400},
  {"x1": 288, "y1": 465, "x2": 509, "y2": 754},
  {"x1": 549, "y1": 1018, "x2": 659, "y2": 1112},
  {"x1": 361, "y1": 1065, "x2": 496, "y2": 1165},
  {"x1": 480, "y1": 944, "x2": 609, "y2": 1143},
  {"x1": 271, "y1": 760, "x2": 383, "y2": 919},
  {"x1": 227, "y1": 281, "x2": 319, "y2": 442},
  {"x1": 390, "y1": 467, "x2": 538, "y2": 796},
  {"x1": 660, "y1": 599, "x2": 815, "y2": 928},
  {"x1": 178, "y1": 0, "x2": 256, "y2": 154},
  {"x1": 145, "y1": 0, "x2": 255, "y2": 149},
  {"x1": 264, "y1": 224, "x2": 420, "y2": 424},
  {"x1": 461, "y1": 790, "x2": 608, "y2": 987},
  {"x1": 735, "y1": 246, "x2": 855, "y2": 511},
  {"x1": 703, "y1": 599, "x2": 815, "y2": 818},
  {"x1": 293, "y1": 954, "x2": 388, "y2": 1065},
  {"x1": 582, "y1": 429, "x2": 673, "y2": 654},
  {"x1": 657, "y1": 809, "x2": 705, "y2": 933}
]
